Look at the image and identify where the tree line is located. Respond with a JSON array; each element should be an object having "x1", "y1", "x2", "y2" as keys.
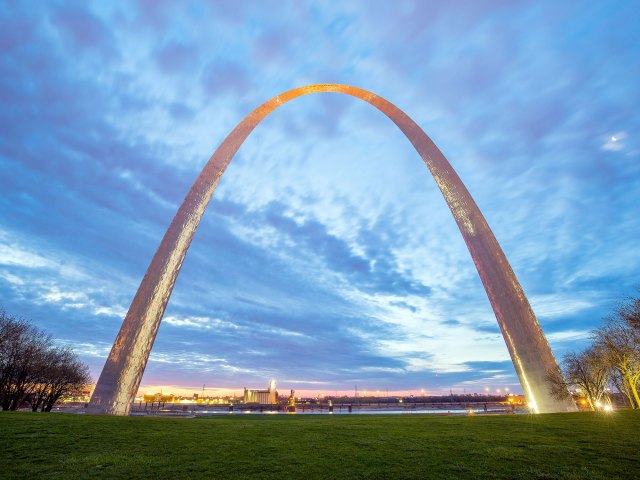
[
  {"x1": 548, "y1": 293, "x2": 640, "y2": 410},
  {"x1": 0, "y1": 310, "x2": 91, "y2": 412}
]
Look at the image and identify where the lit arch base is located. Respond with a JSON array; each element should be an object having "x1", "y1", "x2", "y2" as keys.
[{"x1": 88, "y1": 84, "x2": 576, "y2": 415}]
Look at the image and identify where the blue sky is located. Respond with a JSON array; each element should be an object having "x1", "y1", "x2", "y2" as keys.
[{"x1": 1, "y1": 0, "x2": 638, "y2": 397}]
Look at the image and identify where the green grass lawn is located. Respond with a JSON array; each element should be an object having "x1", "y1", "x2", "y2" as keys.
[{"x1": 1, "y1": 411, "x2": 639, "y2": 479}]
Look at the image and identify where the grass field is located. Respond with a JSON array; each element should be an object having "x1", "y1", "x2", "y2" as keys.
[{"x1": 1, "y1": 410, "x2": 639, "y2": 479}]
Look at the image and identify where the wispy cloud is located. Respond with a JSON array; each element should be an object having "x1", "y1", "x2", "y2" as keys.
[
  {"x1": 1, "y1": 0, "x2": 637, "y2": 395},
  {"x1": 546, "y1": 330, "x2": 591, "y2": 343},
  {"x1": 601, "y1": 132, "x2": 627, "y2": 152}
]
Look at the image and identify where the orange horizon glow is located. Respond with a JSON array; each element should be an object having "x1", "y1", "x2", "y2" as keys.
[{"x1": 134, "y1": 384, "x2": 521, "y2": 398}]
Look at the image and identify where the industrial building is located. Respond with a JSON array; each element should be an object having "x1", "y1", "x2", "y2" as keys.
[{"x1": 243, "y1": 379, "x2": 278, "y2": 404}]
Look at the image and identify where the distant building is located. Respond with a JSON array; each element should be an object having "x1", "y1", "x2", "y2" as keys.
[
  {"x1": 142, "y1": 392, "x2": 175, "y2": 403},
  {"x1": 243, "y1": 379, "x2": 278, "y2": 404}
]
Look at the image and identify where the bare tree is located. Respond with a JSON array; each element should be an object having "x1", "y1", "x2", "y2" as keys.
[
  {"x1": 609, "y1": 368, "x2": 636, "y2": 409},
  {"x1": 550, "y1": 292, "x2": 640, "y2": 411},
  {"x1": 1, "y1": 311, "x2": 91, "y2": 411},
  {"x1": 594, "y1": 321, "x2": 640, "y2": 409},
  {"x1": 546, "y1": 367, "x2": 573, "y2": 405},
  {"x1": 548, "y1": 347, "x2": 610, "y2": 410},
  {"x1": 29, "y1": 346, "x2": 58, "y2": 412},
  {"x1": 0, "y1": 312, "x2": 30, "y2": 407},
  {"x1": 615, "y1": 291, "x2": 640, "y2": 331},
  {"x1": 605, "y1": 292, "x2": 640, "y2": 407},
  {"x1": 39, "y1": 348, "x2": 91, "y2": 412},
  {"x1": 0, "y1": 313, "x2": 53, "y2": 410}
]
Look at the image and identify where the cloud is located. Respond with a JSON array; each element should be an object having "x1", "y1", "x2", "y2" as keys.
[
  {"x1": 155, "y1": 41, "x2": 198, "y2": 74},
  {"x1": 546, "y1": 330, "x2": 591, "y2": 343},
  {"x1": 50, "y1": 4, "x2": 118, "y2": 59},
  {"x1": 529, "y1": 293, "x2": 596, "y2": 320},
  {"x1": 201, "y1": 60, "x2": 251, "y2": 97},
  {"x1": 601, "y1": 131, "x2": 627, "y2": 152},
  {"x1": 164, "y1": 315, "x2": 241, "y2": 331},
  {"x1": 60, "y1": 341, "x2": 112, "y2": 359},
  {"x1": 0, "y1": 240, "x2": 56, "y2": 269},
  {"x1": 1, "y1": 0, "x2": 638, "y2": 395}
]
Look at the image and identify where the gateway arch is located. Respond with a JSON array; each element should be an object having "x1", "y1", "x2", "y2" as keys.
[{"x1": 88, "y1": 84, "x2": 576, "y2": 415}]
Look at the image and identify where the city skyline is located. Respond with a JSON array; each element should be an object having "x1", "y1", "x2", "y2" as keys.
[
  {"x1": 1, "y1": 1, "x2": 639, "y2": 398},
  {"x1": 135, "y1": 384, "x2": 514, "y2": 399}
]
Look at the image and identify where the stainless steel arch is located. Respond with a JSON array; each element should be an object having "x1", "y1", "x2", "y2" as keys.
[{"x1": 88, "y1": 84, "x2": 576, "y2": 415}]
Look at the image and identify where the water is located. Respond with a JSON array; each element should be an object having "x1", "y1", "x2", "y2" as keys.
[{"x1": 146, "y1": 407, "x2": 513, "y2": 417}]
